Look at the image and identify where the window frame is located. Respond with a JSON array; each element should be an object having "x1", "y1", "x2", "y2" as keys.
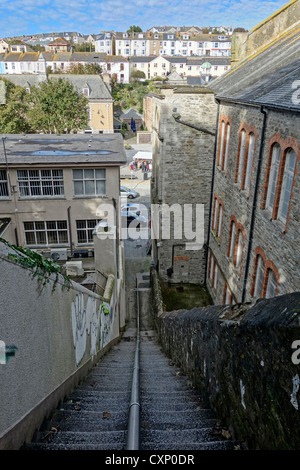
[
  {"x1": 72, "y1": 168, "x2": 106, "y2": 197},
  {"x1": 24, "y1": 220, "x2": 68, "y2": 246},
  {"x1": 76, "y1": 219, "x2": 98, "y2": 244},
  {"x1": 17, "y1": 169, "x2": 64, "y2": 198},
  {"x1": 0, "y1": 170, "x2": 9, "y2": 198}
]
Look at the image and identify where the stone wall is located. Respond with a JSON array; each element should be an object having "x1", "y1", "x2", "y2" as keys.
[
  {"x1": 207, "y1": 102, "x2": 300, "y2": 306},
  {"x1": 151, "y1": 85, "x2": 218, "y2": 284},
  {"x1": 231, "y1": 0, "x2": 299, "y2": 66},
  {"x1": 137, "y1": 131, "x2": 152, "y2": 144},
  {"x1": 151, "y1": 268, "x2": 300, "y2": 449}
]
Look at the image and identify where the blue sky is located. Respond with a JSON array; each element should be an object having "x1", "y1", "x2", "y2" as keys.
[{"x1": 0, "y1": 0, "x2": 288, "y2": 38}]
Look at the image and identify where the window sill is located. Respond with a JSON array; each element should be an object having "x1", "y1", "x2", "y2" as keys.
[
  {"x1": 73, "y1": 195, "x2": 108, "y2": 199},
  {"x1": 25, "y1": 244, "x2": 69, "y2": 249},
  {"x1": 260, "y1": 209, "x2": 286, "y2": 234},
  {"x1": 18, "y1": 196, "x2": 65, "y2": 201}
]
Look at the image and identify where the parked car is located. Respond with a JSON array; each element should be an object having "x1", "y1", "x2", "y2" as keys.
[
  {"x1": 121, "y1": 209, "x2": 147, "y2": 228},
  {"x1": 120, "y1": 185, "x2": 140, "y2": 199},
  {"x1": 121, "y1": 203, "x2": 142, "y2": 216}
]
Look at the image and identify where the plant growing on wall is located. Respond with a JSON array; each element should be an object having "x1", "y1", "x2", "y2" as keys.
[{"x1": 0, "y1": 238, "x2": 72, "y2": 292}]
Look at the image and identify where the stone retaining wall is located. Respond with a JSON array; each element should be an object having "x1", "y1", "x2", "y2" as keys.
[{"x1": 151, "y1": 268, "x2": 300, "y2": 449}]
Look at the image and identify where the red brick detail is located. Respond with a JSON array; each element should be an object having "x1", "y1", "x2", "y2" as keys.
[
  {"x1": 261, "y1": 134, "x2": 300, "y2": 231},
  {"x1": 174, "y1": 256, "x2": 190, "y2": 261},
  {"x1": 250, "y1": 246, "x2": 280, "y2": 297},
  {"x1": 216, "y1": 114, "x2": 232, "y2": 170},
  {"x1": 227, "y1": 215, "x2": 246, "y2": 274},
  {"x1": 211, "y1": 193, "x2": 225, "y2": 239},
  {"x1": 208, "y1": 250, "x2": 218, "y2": 292},
  {"x1": 223, "y1": 282, "x2": 233, "y2": 304},
  {"x1": 235, "y1": 122, "x2": 259, "y2": 191}
]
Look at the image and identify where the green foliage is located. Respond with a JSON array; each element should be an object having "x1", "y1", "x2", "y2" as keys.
[
  {"x1": 29, "y1": 44, "x2": 46, "y2": 52},
  {"x1": 130, "y1": 69, "x2": 146, "y2": 81},
  {"x1": 73, "y1": 43, "x2": 95, "y2": 52},
  {"x1": 0, "y1": 78, "x2": 31, "y2": 133},
  {"x1": 66, "y1": 63, "x2": 102, "y2": 75},
  {"x1": 0, "y1": 237, "x2": 72, "y2": 293},
  {"x1": 26, "y1": 78, "x2": 89, "y2": 134},
  {"x1": 127, "y1": 25, "x2": 142, "y2": 33},
  {"x1": 112, "y1": 79, "x2": 152, "y2": 113}
]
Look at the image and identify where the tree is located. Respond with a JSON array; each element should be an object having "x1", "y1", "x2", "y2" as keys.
[
  {"x1": 73, "y1": 43, "x2": 95, "y2": 52},
  {"x1": 127, "y1": 25, "x2": 142, "y2": 33},
  {"x1": 233, "y1": 27, "x2": 247, "y2": 32},
  {"x1": 130, "y1": 69, "x2": 146, "y2": 81},
  {"x1": 67, "y1": 63, "x2": 102, "y2": 75},
  {"x1": 0, "y1": 78, "x2": 31, "y2": 133},
  {"x1": 26, "y1": 78, "x2": 89, "y2": 134},
  {"x1": 29, "y1": 44, "x2": 46, "y2": 52}
]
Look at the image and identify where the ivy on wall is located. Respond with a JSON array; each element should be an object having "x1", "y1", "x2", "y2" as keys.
[{"x1": 0, "y1": 238, "x2": 72, "y2": 292}]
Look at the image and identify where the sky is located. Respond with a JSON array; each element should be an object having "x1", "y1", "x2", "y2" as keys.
[{"x1": 0, "y1": 0, "x2": 289, "y2": 38}]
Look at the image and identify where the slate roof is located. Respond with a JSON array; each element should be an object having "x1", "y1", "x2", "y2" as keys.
[
  {"x1": 3, "y1": 74, "x2": 113, "y2": 100},
  {"x1": 49, "y1": 74, "x2": 113, "y2": 100},
  {"x1": 1, "y1": 74, "x2": 45, "y2": 88},
  {"x1": 186, "y1": 57, "x2": 231, "y2": 66},
  {"x1": 211, "y1": 24, "x2": 300, "y2": 112},
  {"x1": 129, "y1": 56, "x2": 155, "y2": 63},
  {"x1": 187, "y1": 76, "x2": 206, "y2": 85},
  {"x1": 103, "y1": 55, "x2": 128, "y2": 63},
  {"x1": 119, "y1": 108, "x2": 143, "y2": 119},
  {"x1": 0, "y1": 134, "x2": 126, "y2": 166}
]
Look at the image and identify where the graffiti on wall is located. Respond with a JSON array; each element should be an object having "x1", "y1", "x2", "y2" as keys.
[
  {"x1": 99, "y1": 295, "x2": 117, "y2": 349},
  {"x1": 71, "y1": 293, "x2": 99, "y2": 366}
]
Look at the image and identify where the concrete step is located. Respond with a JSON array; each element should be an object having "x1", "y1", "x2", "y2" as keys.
[{"x1": 24, "y1": 328, "x2": 238, "y2": 452}]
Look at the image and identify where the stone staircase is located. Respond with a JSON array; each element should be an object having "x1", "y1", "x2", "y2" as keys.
[
  {"x1": 139, "y1": 334, "x2": 237, "y2": 450},
  {"x1": 24, "y1": 330, "x2": 238, "y2": 451}
]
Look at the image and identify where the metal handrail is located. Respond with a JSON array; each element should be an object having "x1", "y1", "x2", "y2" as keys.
[{"x1": 126, "y1": 278, "x2": 140, "y2": 450}]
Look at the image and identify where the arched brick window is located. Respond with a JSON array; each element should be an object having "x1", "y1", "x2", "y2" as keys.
[
  {"x1": 237, "y1": 129, "x2": 247, "y2": 184},
  {"x1": 228, "y1": 219, "x2": 236, "y2": 258},
  {"x1": 227, "y1": 215, "x2": 245, "y2": 269},
  {"x1": 217, "y1": 115, "x2": 231, "y2": 171},
  {"x1": 235, "y1": 124, "x2": 258, "y2": 191},
  {"x1": 244, "y1": 132, "x2": 255, "y2": 190},
  {"x1": 211, "y1": 194, "x2": 224, "y2": 239},
  {"x1": 251, "y1": 247, "x2": 279, "y2": 298},
  {"x1": 265, "y1": 143, "x2": 281, "y2": 212},
  {"x1": 208, "y1": 250, "x2": 219, "y2": 292},
  {"x1": 262, "y1": 135, "x2": 300, "y2": 229},
  {"x1": 254, "y1": 254, "x2": 265, "y2": 297},
  {"x1": 235, "y1": 229, "x2": 244, "y2": 267},
  {"x1": 277, "y1": 148, "x2": 297, "y2": 223},
  {"x1": 223, "y1": 123, "x2": 231, "y2": 171}
]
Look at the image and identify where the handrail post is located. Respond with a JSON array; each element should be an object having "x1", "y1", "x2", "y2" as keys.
[{"x1": 126, "y1": 277, "x2": 140, "y2": 450}]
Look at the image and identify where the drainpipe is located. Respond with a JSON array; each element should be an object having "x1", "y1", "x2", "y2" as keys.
[
  {"x1": 67, "y1": 206, "x2": 73, "y2": 257},
  {"x1": 2, "y1": 137, "x2": 20, "y2": 245},
  {"x1": 204, "y1": 97, "x2": 220, "y2": 282},
  {"x1": 241, "y1": 106, "x2": 268, "y2": 303}
]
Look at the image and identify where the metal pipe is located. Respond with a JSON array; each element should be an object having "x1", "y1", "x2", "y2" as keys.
[
  {"x1": 67, "y1": 206, "x2": 73, "y2": 258},
  {"x1": 204, "y1": 97, "x2": 220, "y2": 281},
  {"x1": 241, "y1": 106, "x2": 268, "y2": 302},
  {"x1": 126, "y1": 277, "x2": 140, "y2": 450}
]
